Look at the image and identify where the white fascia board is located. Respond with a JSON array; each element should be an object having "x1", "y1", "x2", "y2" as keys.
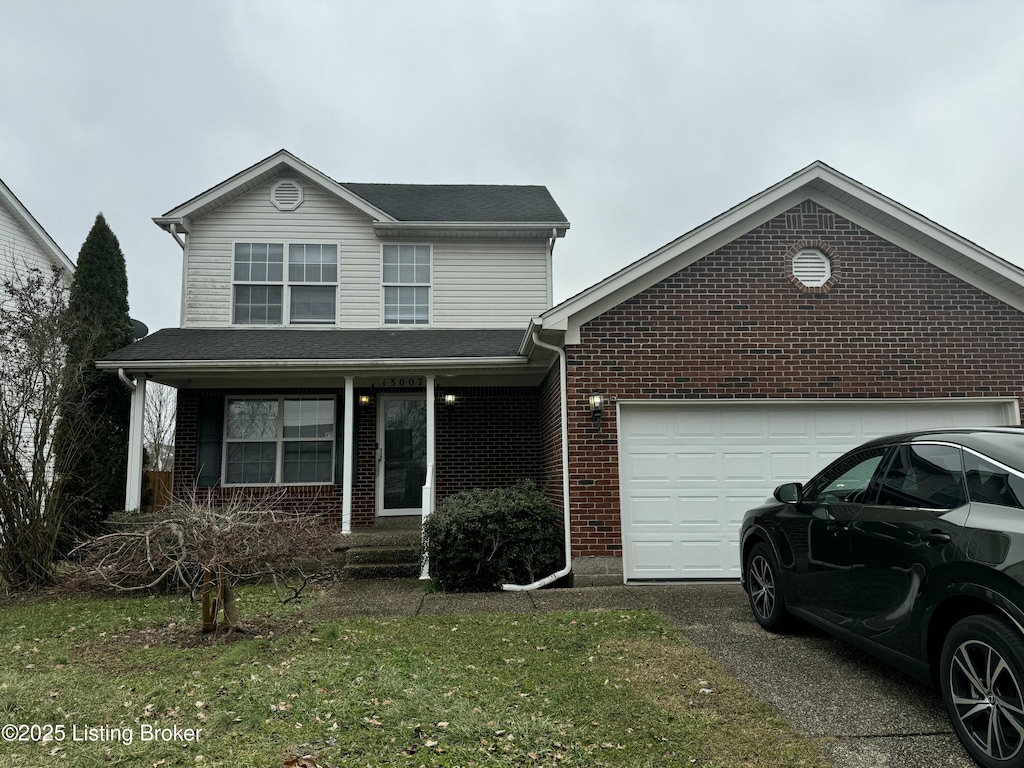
[
  {"x1": 554, "y1": 187, "x2": 810, "y2": 343},
  {"x1": 543, "y1": 165, "x2": 830, "y2": 339},
  {"x1": 373, "y1": 221, "x2": 569, "y2": 236},
  {"x1": 158, "y1": 150, "x2": 397, "y2": 228},
  {"x1": 0, "y1": 177, "x2": 75, "y2": 273},
  {"x1": 96, "y1": 356, "x2": 531, "y2": 374}
]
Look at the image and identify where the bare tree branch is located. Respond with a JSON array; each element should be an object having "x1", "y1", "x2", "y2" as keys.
[{"x1": 69, "y1": 489, "x2": 341, "y2": 632}]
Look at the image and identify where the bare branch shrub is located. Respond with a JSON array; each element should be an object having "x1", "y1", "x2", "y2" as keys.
[
  {"x1": 0, "y1": 256, "x2": 92, "y2": 589},
  {"x1": 69, "y1": 491, "x2": 341, "y2": 632}
]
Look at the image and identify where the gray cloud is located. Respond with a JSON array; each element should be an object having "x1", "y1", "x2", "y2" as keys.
[{"x1": 2, "y1": 0, "x2": 1022, "y2": 331}]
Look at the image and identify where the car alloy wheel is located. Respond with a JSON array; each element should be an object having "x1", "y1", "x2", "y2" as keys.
[
  {"x1": 746, "y1": 543, "x2": 788, "y2": 632},
  {"x1": 942, "y1": 616, "x2": 1024, "y2": 767}
]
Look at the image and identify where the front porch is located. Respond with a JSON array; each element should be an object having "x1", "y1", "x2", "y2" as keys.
[{"x1": 333, "y1": 515, "x2": 422, "y2": 580}]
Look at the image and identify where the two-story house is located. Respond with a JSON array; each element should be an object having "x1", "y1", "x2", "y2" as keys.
[
  {"x1": 103, "y1": 153, "x2": 1024, "y2": 587},
  {"x1": 99, "y1": 150, "x2": 570, "y2": 575}
]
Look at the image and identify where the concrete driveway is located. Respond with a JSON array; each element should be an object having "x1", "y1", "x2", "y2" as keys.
[
  {"x1": 630, "y1": 583, "x2": 975, "y2": 768},
  {"x1": 328, "y1": 580, "x2": 977, "y2": 767}
]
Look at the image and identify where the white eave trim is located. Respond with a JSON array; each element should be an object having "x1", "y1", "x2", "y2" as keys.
[
  {"x1": 0, "y1": 177, "x2": 75, "y2": 273},
  {"x1": 157, "y1": 150, "x2": 396, "y2": 228},
  {"x1": 373, "y1": 221, "x2": 569, "y2": 237},
  {"x1": 542, "y1": 160, "x2": 1024, "y2": 338}
]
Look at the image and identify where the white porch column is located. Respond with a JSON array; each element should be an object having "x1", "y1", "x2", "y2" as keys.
[
  {"x1": 125, "y1": 375, "x2": 146, "y2": 511},
  {"x1": 420, "y1": 375, "x2": 435, "y2": 579},
  {"x1": 342, "y1": 376, "x2": 354, "y2": 534}
]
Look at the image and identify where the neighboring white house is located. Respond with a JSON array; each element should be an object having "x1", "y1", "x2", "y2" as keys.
[
  {"x1": 0, "y1": 175, "x2": 75, "y2": 488},
  {"x1": 0, "y1": 176, "x2": 74, "y2": 289}
]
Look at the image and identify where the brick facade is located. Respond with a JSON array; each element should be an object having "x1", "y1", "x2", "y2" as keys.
[
  {"x1": 173, "y1": 385, "x2": 544, "y2": 526},
  {"x1": 566, "y1": 201, "x2": 1024, "y2": 559}
]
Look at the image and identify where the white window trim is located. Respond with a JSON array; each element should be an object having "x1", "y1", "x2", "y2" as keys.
[
  {"x1": 231, "y1": 240, "x2": 340, "y2": 327},
  {"x1": 380, "y1": 243, "x2": 433, "y2": 327},
  {"x1": 221, "y1": 395, "x2": 336, "y2": 487}
]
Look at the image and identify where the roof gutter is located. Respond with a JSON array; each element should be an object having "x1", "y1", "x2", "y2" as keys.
[
  {"x1": 95, "y1": 355, "x2": 533, "y2": 374},
  {"x1": 502, "y1": 330, "x2": 571, "y2": 591}
]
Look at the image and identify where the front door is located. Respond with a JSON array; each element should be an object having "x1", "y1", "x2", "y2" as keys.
[{"x1": 377, "y1": 395, "x2": 427, "y2": 517}]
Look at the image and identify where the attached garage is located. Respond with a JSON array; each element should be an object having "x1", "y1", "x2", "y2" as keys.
[{"x1": 619, "y1": 398, "x2": 1019, "y2": 581}]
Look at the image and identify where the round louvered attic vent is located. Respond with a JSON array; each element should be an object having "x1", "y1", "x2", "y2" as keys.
[
  {"x1": 271, "y1": 179, "x2": 303, "y2": 211},
  {"x1": 792, "y1": 248, "x2": 831, "y2": 287}
]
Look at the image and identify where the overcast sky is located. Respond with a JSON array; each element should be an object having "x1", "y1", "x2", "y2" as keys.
[{"x1": 2, "y1": 1, "x2": 1023, "y2": 332}]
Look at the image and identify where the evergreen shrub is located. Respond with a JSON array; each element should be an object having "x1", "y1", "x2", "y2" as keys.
[{"x1": 423, "y1": 480, "x2": 562, "y2": 592}]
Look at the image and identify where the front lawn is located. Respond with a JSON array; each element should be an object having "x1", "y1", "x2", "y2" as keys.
[{"x1": 0, "y1": 587, "x2": 827, "y2": 767}]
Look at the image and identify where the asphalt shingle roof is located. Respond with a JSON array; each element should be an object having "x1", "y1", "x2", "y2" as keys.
[
  {"x1": 343, "y1": 183, "x2": 568, "y2": 224},
  {"x1": 102, "y1": 328, "x2": 527, "y2": 364}
]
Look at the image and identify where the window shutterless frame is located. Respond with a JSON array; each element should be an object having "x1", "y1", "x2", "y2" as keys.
[
  {"x1": 231, "y1": 241, "x2": 340, "y2": 326},
  {"x1": 221, "y1": 395, "x2": 336, "y2": 486},
  {"x1": 380, "y1": 243, "x2": 432, "y2": 326}
]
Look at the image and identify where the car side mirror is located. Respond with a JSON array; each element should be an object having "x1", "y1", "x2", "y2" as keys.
[{"x1": 774, "y1": 482, "x2": 803, "y2": 504}]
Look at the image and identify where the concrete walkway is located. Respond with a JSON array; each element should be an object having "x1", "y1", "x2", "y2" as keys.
[{"x1": 323, "y1": 579, "x2": 975, "y2": 768}]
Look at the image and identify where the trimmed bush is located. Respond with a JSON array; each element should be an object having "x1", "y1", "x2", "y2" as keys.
[{"x1": 424, "y1": 480, "x2": 562, "y2": 592}]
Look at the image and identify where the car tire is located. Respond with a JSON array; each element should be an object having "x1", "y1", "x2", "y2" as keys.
[
  {"x1": 941, "y1": 615, "x2": 1024, "y2": 768},
  {"x1": 746, "y1": 542, "x2": 789, "y2": 633}
]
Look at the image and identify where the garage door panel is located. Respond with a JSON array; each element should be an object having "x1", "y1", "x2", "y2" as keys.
[
  {"x1": 620, "y1": 399, "x2": 1014, "y2": 581},
  {"x1": 626, "y1": 452, "x2": 672, "y2": 482},
  {"x1": 770, "y1": 452, "x2": 815, "y2": 481},
  {"x1": 722, "y1": 452, "x2": 766, "y2": 480},
  {"x1": 674, "y1": 452, "x2": 716, "y2": 481}
]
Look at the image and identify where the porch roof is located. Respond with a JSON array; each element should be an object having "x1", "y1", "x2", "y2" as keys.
[{"x1": 96, "y1": 327, "x2": 556, "y2": 388}]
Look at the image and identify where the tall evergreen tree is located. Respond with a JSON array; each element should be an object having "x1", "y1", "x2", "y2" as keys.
[{"x1": 55, "y1": 213, "x2": 134, "y2": 541}]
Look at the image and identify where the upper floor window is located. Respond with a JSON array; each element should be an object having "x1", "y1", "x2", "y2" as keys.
[
  {"x1": 233, "y1": 242, "x2": 338, "y2": 325},
  {"x1": 382, "y1": 244, "x2": 430, "y2": 325}
]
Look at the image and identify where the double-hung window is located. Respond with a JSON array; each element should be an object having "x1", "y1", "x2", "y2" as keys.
[
  {"x1": 224, "y1": 397, "x2": 335, "y2": 485},
  {"x1": 233, "y1": 242, "x2": 338, "y2": 325},
  {"x1": 382, "y1": 244, "x2": 430, "y2": 324}
]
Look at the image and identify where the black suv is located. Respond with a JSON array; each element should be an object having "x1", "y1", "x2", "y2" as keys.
[{"x1": 740, "y1": 427, "x2": 1024, "y2": 768}]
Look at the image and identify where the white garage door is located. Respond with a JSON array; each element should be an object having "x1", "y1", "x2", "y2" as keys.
[{"x1": 619, "y1": 399, "x2": 1018, "y2": 581}]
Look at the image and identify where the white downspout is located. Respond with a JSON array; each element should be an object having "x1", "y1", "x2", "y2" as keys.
[{"x1": 501, "y1": 332, "x2": 572, "y2": 591}]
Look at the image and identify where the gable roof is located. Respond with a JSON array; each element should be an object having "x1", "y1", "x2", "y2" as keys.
[
  {"x1": 0, "y1": 176, "x2": 74, "y2": 273},
  {"x1": 154, "y1": 150, "x2": 569, "y2": 238},
  {"x1": 540, "y1": 160, "x2": 1024, "y2": 344}
]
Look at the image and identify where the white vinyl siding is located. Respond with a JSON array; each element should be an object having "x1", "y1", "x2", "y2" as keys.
[
  {"x1": 432, "y1": 239, "x2": 550, "y2": 327},
  {"x1": 0, "y1": 203, "x2": 60, "y2": 289},
  {"x1": 183, "y1": 179, "x2": 553, "y2": 329},
  {"x1": 184, "y1": 181, "x2": 380, "y2": 328}
]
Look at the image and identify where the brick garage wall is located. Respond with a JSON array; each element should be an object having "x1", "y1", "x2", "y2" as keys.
[
  {"x1": 434, "y1": 386, "x2": 543, "y2": 502},
  {"x1": 568, "y1": 200, "x2": 1024, "y2": 558},
  {"x1": 537, "y1": 366, "x2": 564, "y2": 509}
]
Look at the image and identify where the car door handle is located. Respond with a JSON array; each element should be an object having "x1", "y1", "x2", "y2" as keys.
[
  {"x1": 826, "y1": 522, "x2": 849, "y2": 535},
  {"x1": 920, "y1": 531, "x2": 952, "y2": 545}
]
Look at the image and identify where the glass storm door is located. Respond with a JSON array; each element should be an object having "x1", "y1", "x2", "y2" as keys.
[{"x1": 378, "y1": 395, "x2": 427, "y2": 516}]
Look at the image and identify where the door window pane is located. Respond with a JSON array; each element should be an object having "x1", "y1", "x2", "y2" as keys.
[
  {"x1": 383, "y1": 399, "x2": 426, "y2": 509},
  {"x1": 805, "y1": 447, "x2": 888, "y2": 504},
  {"x1": 876, "y1": 444, "x2": 966, "y2": 509},
  {"x1": 965, "y1": 453, "x2": 1024, "y2": 509}
]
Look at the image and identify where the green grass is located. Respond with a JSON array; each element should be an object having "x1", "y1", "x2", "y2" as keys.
[{"x1": 0, "y1": 587, "x2": 828, "y2": 767}]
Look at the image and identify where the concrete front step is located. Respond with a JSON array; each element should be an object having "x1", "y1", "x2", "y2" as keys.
[
  {"x1": 343, "y1": 562, "x2": 422, "y2": 580},
  {"x1": 347, "y1": 545, "x2": 420, "y2": 566}
]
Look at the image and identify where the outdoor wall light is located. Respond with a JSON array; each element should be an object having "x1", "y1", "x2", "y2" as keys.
[
  {"x1": 358, "y1": 394, "x2": 371, "y2": 407},
  {"x1": 443, "y1": 393, "x2": 457, "y2": 406},
  {"x1": 589, "y1": 394, "x2": 604, "y2": 417}
]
